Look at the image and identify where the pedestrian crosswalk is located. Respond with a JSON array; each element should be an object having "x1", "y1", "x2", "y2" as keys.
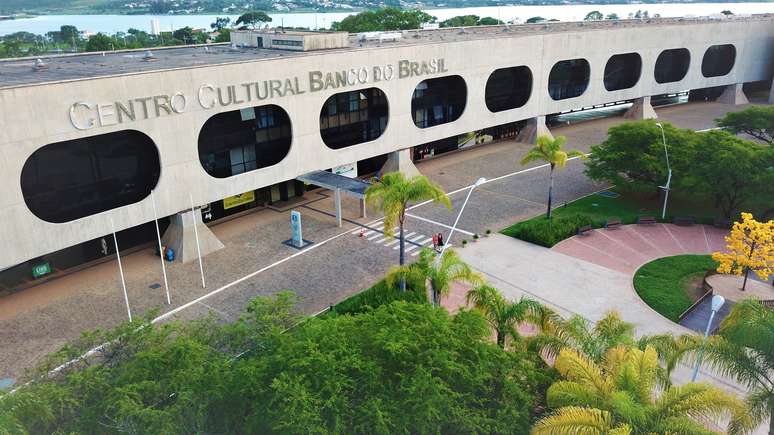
[{"x1": 351, "y1": 222, "x2": 439, "y2": 257}]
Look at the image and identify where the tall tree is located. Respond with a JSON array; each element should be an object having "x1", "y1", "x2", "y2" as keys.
[
  {"x1": 712, "y1": 212, "x2": 774, "y2": 291},
  {"x1": 521, "y1": 134, "x2": 584, "y2": 219},
  {"x1": 365, "y1": 172, "x2": 450, "y2": 290},
  {"x1": 531, "y1": 311, "x2": 636, "y2": 363},
  {"x1": 715, "y1": 105, "x2": 774, "y2": 145},
  {"x1": 465, "y1": 284, "x2": 557, "y2": 349},
  {"x1": 584, "y1": 10, "x2": 604, "y2": 21},
  {"x1": 697, "y1": 299, "x2": 774, "y2": 435},
  {"x1": 391, "y1": 248, "x2": 482, "y2": 307},
  {"x1": 211, "y1": 17, "x2": 232, "y2": 31},
  {"x1": 331, "y1": 8, "x2": 434, "y2": 32},
  {"x1": 85, "y1": 33, "x2": 114, "y2": 52},
  {"x1": 533, "y1": 346, "x2": 753, "y2": 435},
  {"x1": 236, "y1": 11, "x2": 272, "y2": 29},
  {"x1": 684, "y1": 131, "x2": 773, "y2": 218}
]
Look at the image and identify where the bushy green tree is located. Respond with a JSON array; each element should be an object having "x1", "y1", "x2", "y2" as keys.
[
  {"x1": 331, "y1": 8, "x2": 434, "y2": 32},
  {"x1": 439, "y1": 15, "x2": 502, "y2": 27},
  {"x1": 235, "y1": 11, "x2": 272, "y2": 29},
  {"x1": 584, "y1": 10, "x2": 604, "y2": 21},
  {"x1": 526, "y1": 16, "x2": 547, "y2": 23},
  {"x1": 683, "y1": 131, "x2": 774, "y2": 218},
  {"x1": 715, "y1": 105, "x2": 774, "y2": 145},
  {"x1": 585, "y1": 121, "x2": 696, "y2": 194},
  {"x1": 85, "y1": 33, "x2": 114, "y2": 51}
]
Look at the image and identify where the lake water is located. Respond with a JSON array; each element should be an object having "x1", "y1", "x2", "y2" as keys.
[{"x1": 1, "y1": 3, "x2": 774, "y2": 36}]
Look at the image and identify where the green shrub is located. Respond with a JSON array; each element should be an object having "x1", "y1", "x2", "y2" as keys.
[
  {"x1": 501, "y1": 214, "x2": 595, "y2": 247},
  {"x1": 333, "y1": 269, "x2": 427, "y2": 315}
]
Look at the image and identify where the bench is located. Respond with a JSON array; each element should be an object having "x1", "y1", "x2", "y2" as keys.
[
  {"x1": 713, "y1": 218, "x2": 731, "y2": 229},
  {"x1": 673, "y1": 216, "x2": 696, "y2": 226},
  {"x1": 636, "y1": 216, "x2": 657, "y2": 225},
  {"x1": 577, "y1": 225, "x2": 593, "y2": 236},
  {"x1": 604, "y1": 218, "x2": 622, "y2": 229}
]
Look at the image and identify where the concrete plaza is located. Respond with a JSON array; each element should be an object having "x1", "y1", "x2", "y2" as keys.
[{"x1": 0, "y1": 99, "x2": 765, "y2": 384}]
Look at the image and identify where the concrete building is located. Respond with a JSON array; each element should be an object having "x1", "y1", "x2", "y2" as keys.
[{"x1": 0, "y1": 17, "x2": 773, "y2": 288}]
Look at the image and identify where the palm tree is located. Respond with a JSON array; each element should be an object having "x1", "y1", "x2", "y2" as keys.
[
  {"x1": 531, "y1": 311, "x2": 636, "y2": 363},
  {"x1": 365, "y1": 172, "x2": 451, "y2": 290},
  {"x1": 520, "y1": 134, "x2": 584, "y2": 219},
  {"x1": 532, "y1": 346, "x2": 753, "y2": 435},
  {"x1": 420, "y1": 248, "x2": 483, "y2": 307},
  {"x1": 694, "y1": 299, "x2": 774, "y2": 435},
  {"x1": 465, "y1": 284, "x2": 557, "y2": 349}
]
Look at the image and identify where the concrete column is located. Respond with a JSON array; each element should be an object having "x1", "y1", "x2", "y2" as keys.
[
  {"x1": 334, "y1": 188, "x2": 342, "y2": 227},
  {"x1": 516, "y1": 116, "x2": 553, "y2": 144},
  {"x1": 717, "y1": 83, "x2": 749, "y2": 105},
  {"x1": 768, "y1": 77, "x2": 774, "y2": 104},
  {"x1": 161, "y1": 208, "x2": 224, "y2": 263},
  {"x1": 379, "y1": 148, "x2": 421, "y2": 178},
  {"x1": 623, "y1": 96, "x2": 657, "y2": 120},
  {"x1": 359, "y1": 198, "x2": 367, "y2": 218}
]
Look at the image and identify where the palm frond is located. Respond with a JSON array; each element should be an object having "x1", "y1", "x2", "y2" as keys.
[{"x1": 531, "y1": 406, "x2": 621, "y2": 435}]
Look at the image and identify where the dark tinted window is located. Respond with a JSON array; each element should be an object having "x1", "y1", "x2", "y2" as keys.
[
  {"x1": 320, "y1": 88, "x2": 389, "y2": 149},
  {"x1": 701, "y1": 44, "x2": 736, "y2": 78},
  {"x1": 603, "y1": 53, "x2": 642, "y2": 91},
  {"x1": 412, "y1": 75, "x2": 467, "y2": 128},
  {"x1": 654, "y1": 48, "x2": 690, "y2": 83},
  {"x1": 548, "y1": 59, "x2": 590, "y2": 100},
  {"x1": 21, "y1": 130, "x2": 160, "y2": 223},
  {"x1": 485, "y1": 66, "x2": 533, "y2": 112},
  {"x1": 198, "y1": 105, "x2": 291, "y2": 178}
]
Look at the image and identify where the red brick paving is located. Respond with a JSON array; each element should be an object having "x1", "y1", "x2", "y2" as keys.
[{"x1": 553, "y1": 224, "x2": 729, "y2": 274}]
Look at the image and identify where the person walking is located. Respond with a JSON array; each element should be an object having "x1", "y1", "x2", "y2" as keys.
[
  {"x1": 432, "y1": 233, "x2": 439, "y2": 251},
  {"x1": 437, "y1": 232, "x2": 444, "y2": 249}
]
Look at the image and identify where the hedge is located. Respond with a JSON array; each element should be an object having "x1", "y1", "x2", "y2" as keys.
[
  {"x1": 501, "y1": 214, "x2": 595, "y2": 248},
  {"x1": 333, "y1": 268, "x2": 428, "y2": 315}
]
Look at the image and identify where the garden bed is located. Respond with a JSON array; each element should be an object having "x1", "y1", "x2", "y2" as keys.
[{"x1": 633, "y1": 255, "x2": 718, "y2": 322}]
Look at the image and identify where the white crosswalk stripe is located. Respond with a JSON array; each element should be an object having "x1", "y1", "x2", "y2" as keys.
[
  {"x1": 353, "y1": 224, "x2": 437, "y2": 256},
  {"x1": 393, "y1": 232, "x2": 417, "y2": 249}
]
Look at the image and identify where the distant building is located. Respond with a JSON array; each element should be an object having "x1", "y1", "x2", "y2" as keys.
[{"x1": 230, "y1": 29, "x2": 349, "y2": 51}]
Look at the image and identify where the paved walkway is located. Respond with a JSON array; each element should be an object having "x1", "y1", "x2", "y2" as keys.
[{"x1": 552, "y1": 223, "x2": 728, "y2": 275}]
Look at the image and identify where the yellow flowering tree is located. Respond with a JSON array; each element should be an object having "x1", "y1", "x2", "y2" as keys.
[{"x1": 712, "y1": 212, "x2": 774, "y2": 291}]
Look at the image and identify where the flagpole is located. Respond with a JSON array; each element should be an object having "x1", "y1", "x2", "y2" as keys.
[
  {"x1": 151, "y1": 190, "x2": 171, "y2": 305},
  {"x1": 110, "y1": 218, "x2": 132, "y2": 322},
  {"x1": 189, "y1": 193, "x2": 206, "y2": 288}
]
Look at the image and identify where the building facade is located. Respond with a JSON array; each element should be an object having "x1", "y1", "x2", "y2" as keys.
[{"x1": 0, "y1": 16, "x2": 773, "y2": 278}]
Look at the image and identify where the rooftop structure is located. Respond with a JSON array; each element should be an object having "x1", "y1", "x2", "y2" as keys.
[{"x1": 0, "y1": 14, "x2": 772, "y2": 89}]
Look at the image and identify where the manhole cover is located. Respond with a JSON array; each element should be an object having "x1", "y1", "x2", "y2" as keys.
[{"x1": 149, "y1": 283, "x2": 161, "y2": 289}]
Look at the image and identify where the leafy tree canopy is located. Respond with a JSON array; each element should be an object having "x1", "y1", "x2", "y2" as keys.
[
  {"x1": 85, "y1": 33, "x2": 113, "y2": 51},
  {"x1": 715, "y1": 105, "x2": 774, "y2": 145},
  {"x1": 439, "y1": 14, "x2": 503, "y2": 27},
  {"x1": 0, "y1": 295, "x2": 554, "y2": 434},
  {"x1": 331, "y1": 7, "x2": 435, "y2": 32},
  {"x1": 526, "y1": 16, "x2": 547, "y2": 23},
  {"x1": 584, "y1": 10, "x2": 603, "y2": 21},
  {"x1": 235, "y1": 11, "x2": 272, "y2": 29}
]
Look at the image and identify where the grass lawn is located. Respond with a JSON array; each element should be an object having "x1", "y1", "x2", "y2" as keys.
[{"x1": 633, "y1": 255, "x2": 718, "y2": 322}]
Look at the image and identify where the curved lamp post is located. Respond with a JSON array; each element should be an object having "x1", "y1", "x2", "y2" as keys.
[
  {"x1": 438, "y1": 177, "x2": 487, "y2": 260},
  {"x1": 655, "y1": 123, "x2": 672, "y2": 220},
  {"x1": 691, "y1": 294, "x2": 726, "y2": 382}
]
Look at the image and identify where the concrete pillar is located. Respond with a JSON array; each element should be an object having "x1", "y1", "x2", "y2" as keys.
[
  {"x1": 161, "y1": 208, "x2": 224, "y2": 263},
  {"x1": 379, "y1": 148, "x2": 421, "y2": 178},
  {"x1": 516, "y1": 116, "x2": 553, "y2": 144},
  {"x1": 717, "y1": 83, "x2": 749, "y2": 105},
  {"x1": 623, "y1": 96, "x2": 657, "y2": 120},
  {"x1": 359, "y1": 198, "x2": 367, "y2": 218},
  {"x1": 334, "y1": 188, "x2": 342, "y2": 227},
  {"x1": 768, "y1": 77, "x2": 774, "y2": 104}
]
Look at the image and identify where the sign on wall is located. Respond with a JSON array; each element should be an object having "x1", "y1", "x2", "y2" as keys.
[
  {"x1": 223, "y1": 191, "x2": 256, "y2": 210},
  {"x1": 32, "y1": 262, "x2": 52, "y2": 279}
]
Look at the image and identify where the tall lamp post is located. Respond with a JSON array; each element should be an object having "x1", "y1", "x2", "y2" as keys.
[
  {"x1": 438, "y1": 177, "x2": 487, "y2": 260},
  {"x1": 691, "y1": 294, "x2": 726, "y2": 382},
  {"x1": 655, "y1": 123, "x2": 672, "y2": 220}
]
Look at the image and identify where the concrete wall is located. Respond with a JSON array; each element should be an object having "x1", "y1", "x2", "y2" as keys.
[
  {"x1": 1, "y1": 18, "x2": 773, "y2": 268},
  {"x1": 231, "y1": 30, "x2": 349, "y2": 51}
]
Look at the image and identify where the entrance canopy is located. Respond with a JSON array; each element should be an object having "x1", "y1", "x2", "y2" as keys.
[
  {"x1": 297, "y1": 171, "x2": 371, "y2": 199},
  {"x1": 296, "y1": 171, "x2": 371, "y2": 226}
]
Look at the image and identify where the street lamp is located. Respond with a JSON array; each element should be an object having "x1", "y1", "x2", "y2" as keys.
[
  {"x1": 691, "y1": 294, "x2": 725, "y2": 382},
  {"x1": 438, "y1": 177, "x2": 487, "y2": 260},
  {"x1": 655, "y1": 123, "x2": 672, "y2": 220}
]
